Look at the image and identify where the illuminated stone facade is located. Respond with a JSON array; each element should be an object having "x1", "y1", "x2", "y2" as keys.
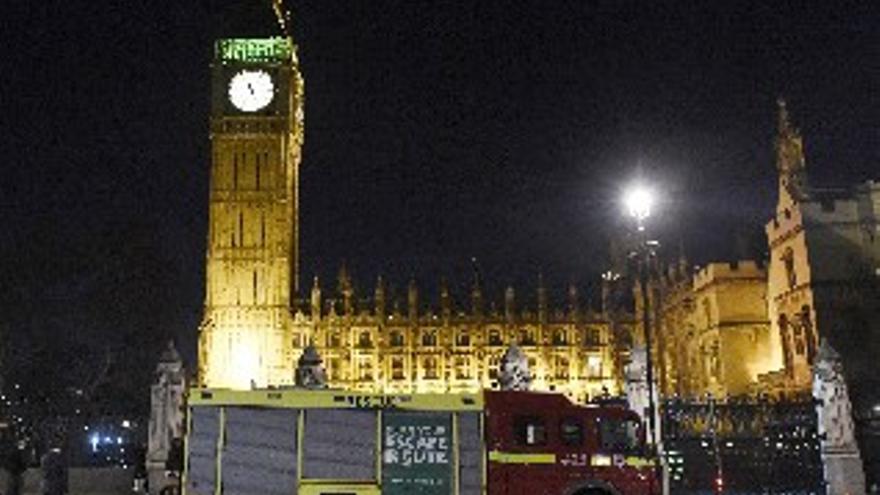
[
  {"x1": 198, "y1": 37, "x2": 304, "y2": 389},
  {"x1": 292, "y1": 274, "x2": 628, "y2": 402},
  {"x1": 647, "y1": 101, "x2": 880, "y2": 400},
  {"x1": 765, "y1": 100, "x2": 880, "y2": 391},
  {"x1": 653, "y1": 260, "x2": 778, "y2": 398}
]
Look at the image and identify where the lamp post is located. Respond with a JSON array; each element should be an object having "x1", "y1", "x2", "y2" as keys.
[{"x1": 624, "y1": 185, "x2": 661, "y2": 465}]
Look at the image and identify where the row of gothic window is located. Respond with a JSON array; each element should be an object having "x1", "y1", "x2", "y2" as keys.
[
  {"x1": 321, "y1": 356, "x2": 600, "y2": 382},
  {"x1": 322, "y1": 328, "x2": 603, "y2": 348}
]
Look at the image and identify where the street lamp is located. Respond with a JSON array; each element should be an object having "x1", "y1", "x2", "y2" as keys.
[
  {"x1": 623, "y1": 183, "x2": 661, "y2": 467},
  {"x1": 624, "y1": 185, "x2": 654, "y2": 230}
]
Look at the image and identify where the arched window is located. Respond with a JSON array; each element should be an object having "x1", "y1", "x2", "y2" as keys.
[
  {"x1": 422, "y1": 331, "x2": 437, "y2": 347},
  {"x1": 792, "y1": 315, "x2": 805, "y2": 355},
  {"x1": 553, "y1": 329, "x2": 567, "y2": 346},
  {"x1": 391, "y1": 357, "x2": 405, "y2": 380},
  {"x1": 424, "y1": 357, "x2": 438, "y2": 379},
  {"x1": 801, "y1": 305, "x2": 816, "y2": 363},
  {"x1": 489, "y1": 356, "x2": 500, "y2": 380},
  {"x1": 457, "y1": 331, "x2": 470, "y2": 347},
  {"x1": 584, "y1": 328, "x2": 601, "y2": 347},
  {"x1": 555, "y1": 357, "x2": 570, "y2": 379},
  {"x1": 779, "y1": 314, "x2": 793, "y2": 372},
  {"x1": 358, "y1": 331, "x2": 372, "y2": 348},
  {"x1": 359, "y1": 362, "x2": 373, "y2": 381},
  {"x1": 455, "y1": 358, "x2": 470, "y2": 379},
  {"x1": 390, "y1": 331, "x2": 404, "y2": 347},
  {"x1": 782, "y1": 247, "x2": 797, "y2": 289},
  {"x1": 488, "y1": 329, "x2": 503, "y2": 346}
]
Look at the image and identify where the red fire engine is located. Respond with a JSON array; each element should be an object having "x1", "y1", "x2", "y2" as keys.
[{"x1": 184, "y1": 388, "x2": 658, "y2": 495}]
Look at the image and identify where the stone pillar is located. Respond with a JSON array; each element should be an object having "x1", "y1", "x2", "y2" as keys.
[
  {"x1": 567, "y1": 283, "x2": 579, "y2": 322},
  {"x1": 408, "y1": 278, "x2": 418, "y2": 323},
  {"x1": 439, "y1": 277, "x2": 451, "y2": 325},
  {"x1": 374, "y1": 276, "x2": 385, "y2": 321},
  {"x1": 498, "y1": 344, "x2": 531, "y2": 391},
  {"x1": 147, "y1": 341, "x2": 186, "y2": 494},
  {"x1": 295, "y1": 344, "x2": 328, "y2": 389},
  {"x1": 504, "y1": 287, "x2": 515, "y2": 325},
  {"x1": 625, "y1": 346, "x2": 661, "y2": 446},
  {"x1": 537, "y1": 274, "x2": 547, "y2": 324},
  {"x1": 812, "y1": 339, "x2": 866, "y2": 495},
  {"x1": 310, "y1": 276, "x2": 322, "y2": 321}
]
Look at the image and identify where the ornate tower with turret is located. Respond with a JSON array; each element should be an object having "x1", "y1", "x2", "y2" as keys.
[{"x1": 198, "y1": 37, "x2": 304, "y2": 389}]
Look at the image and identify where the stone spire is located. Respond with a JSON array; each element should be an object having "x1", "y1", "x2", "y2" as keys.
[
  {"x1": 504, "y1": 286, "x2": 515, "y2": 324},
  {"x1": 676, "y1": 238, "x2": 689, "y2": 279},
  {"x1": 567, "y1": 283, "x2": 579, "y2": 321},
  {"x1": 439, "y1": 276, "x2": 451, "y2": 323},
  {"x1": 537, "y1": 273, "x2": 548, "y2": 324},
  {"x1": 295, "y1": 344, "x2": 328, "y2": 389},
  {"x1": 374, "y1": 275, "x2": 385, "y2": 320},
  {"x1": 310, "y1": 276, "x2": 321, "y2": 320},
  {"x1": 775, "y1": 98, "x2": 808, "y2": 203},
  {"x1": 337, "y1": 263, "x2": 353, "y2": 315},
  {"x1": 471, "y1": 262, "x2": 483, "y2": 318},
  {"x1": 498, "y1": 343, "x2": 531, "y2": 391},
  {"x1": 407, "y1": 277, "x2": 418, "y2": 322}
]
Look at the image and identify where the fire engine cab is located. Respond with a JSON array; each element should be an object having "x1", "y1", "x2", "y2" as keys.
[{"x1": 183, "y1": 388, "x2": 658, "y2": 495}]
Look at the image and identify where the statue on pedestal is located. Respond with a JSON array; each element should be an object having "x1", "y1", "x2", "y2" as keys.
[
  {"x1": 812, "y1": 339, "x2": 866, "y2": 495},
  {"x1": 498, "y1": 344, "x2": 531, "y2": 391},
  {"x1": 295, "y1": 344, "x2": 328, "y2": 389},
  {"x1": 147, "y1": 340, "x2": 186, "y2": 494}
]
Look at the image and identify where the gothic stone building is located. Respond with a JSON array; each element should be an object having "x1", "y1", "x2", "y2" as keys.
[
  {"x1": 648, "y1": 101, "x2": 880, "y2": 402},
  {"x1": 196, "y1": 36, "x2": 633, "y2": 401},
  {"x1": 294, "y1": 273, "x2": 630, "y2": 402},
  {"x1": 651, "y1": 260, "x2": 777, "y2": 399},
  {"x1": 765, "y1": 100, "x2": 880, "y2": 394}
]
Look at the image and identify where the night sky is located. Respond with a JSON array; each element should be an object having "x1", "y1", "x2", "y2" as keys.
[{"x1": 1, "y1": 1, "x2": 877, "y2": 406}]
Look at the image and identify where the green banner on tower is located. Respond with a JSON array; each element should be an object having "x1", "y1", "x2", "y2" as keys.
[{"x1": 382, "y1": 412, "x2": 453, "y2": 495}]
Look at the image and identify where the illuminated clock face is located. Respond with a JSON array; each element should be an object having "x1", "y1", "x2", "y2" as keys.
[{"x1": 228, "y1": 70, "x2": 274, "y2": 112}]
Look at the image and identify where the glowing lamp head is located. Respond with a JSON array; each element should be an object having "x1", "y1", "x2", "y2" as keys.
[{"x1": 624, "y1": 185, "x2": 654, "y2": 224}]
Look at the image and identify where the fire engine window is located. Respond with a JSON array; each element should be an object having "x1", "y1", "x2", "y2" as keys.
[
  {"x1": 514, "y1": 416, "x2": 547, "y2": 446},
  {"x1": 559, "y1": 418, "x2": 583, "y2": 446},
  {"x1": 598, "y1": 418, "x2": 640, "y2": 453}
]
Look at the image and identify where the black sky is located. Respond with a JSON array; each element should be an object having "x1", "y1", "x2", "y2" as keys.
[{"x1": 0, "y1": 1, "x2": 878, "y2": 394}]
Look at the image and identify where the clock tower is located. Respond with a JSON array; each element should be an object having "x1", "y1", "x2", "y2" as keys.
[{"x1": 198, "y1": 37, "x2": 304, "y2": 389}]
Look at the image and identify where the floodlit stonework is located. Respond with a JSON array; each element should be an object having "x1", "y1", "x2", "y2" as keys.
[
  {"x1": 646, "y1": 101, "x2": 880, "y2": 402},
  {"x1": 653, "y1": 260, "x2": 778, "y2": 398},
  {"x1": 198, "y1": 37, "x2": 305, "y2": 389},
  {"x1": 293, "y1": 274, "x2": 628, "y2": 402},
  {"x1": 765, "y1": 100, "x2": 880, "y2": 391}
]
